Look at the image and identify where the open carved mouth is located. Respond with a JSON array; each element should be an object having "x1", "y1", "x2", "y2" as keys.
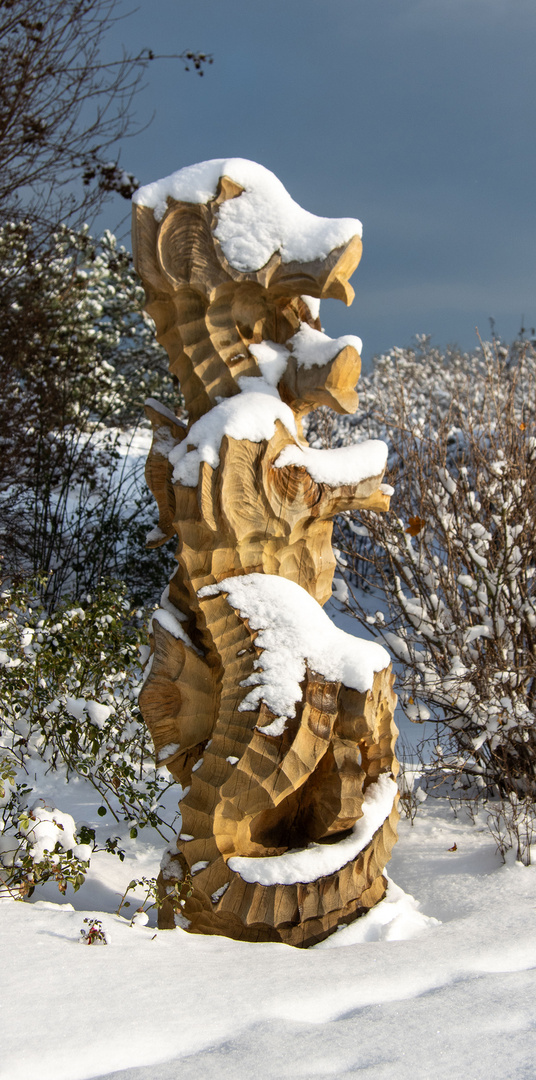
[{"x1": 227, "y1": 774, "x2": 398, "y2": 887}]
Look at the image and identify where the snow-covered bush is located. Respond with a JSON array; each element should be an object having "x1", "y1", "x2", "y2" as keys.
[
  {"x1": 0, "y1": 222, "x2": 177, "y2": 605},
  {"x1": 0, "y1": 579, "x2": 177, "y2": 898},
  {"x1": 327, "y1": 336, "x2": 536, "y2": 798},
  {"x1": 0, "y1": 221, "x2": 171, "y2": 438},
  {"x1": 486, "y1": 792, "x2": 536, "y2": 866},
  {"x1": 0, "y1": 783, "x2": 91, "y2": 900}
]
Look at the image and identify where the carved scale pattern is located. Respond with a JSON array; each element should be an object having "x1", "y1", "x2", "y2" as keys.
[{"x1": 133, "y1": 170, "x2": 399, "y2": 948}]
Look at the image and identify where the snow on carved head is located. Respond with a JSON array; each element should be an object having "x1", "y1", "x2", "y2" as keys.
[{"x1": 133, "y1": 158, "x2": 363, "y2": 273}]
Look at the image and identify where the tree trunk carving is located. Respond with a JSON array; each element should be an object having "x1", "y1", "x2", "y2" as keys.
[{"x1": 132, "y1": 159, "x2": 399, "y2": 947}]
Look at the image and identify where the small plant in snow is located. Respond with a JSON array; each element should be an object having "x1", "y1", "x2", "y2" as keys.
[
  {"x1": 115, "y1": 871, "x2": 193, "y2": 923},
  {"x1": 80, "y1": 918, "x2": 108, "y2": 945},
  {"x1": 397, "y1": 770, "x2": 428, "y2": 825}
]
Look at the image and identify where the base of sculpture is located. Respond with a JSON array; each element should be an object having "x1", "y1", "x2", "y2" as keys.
[{"x1": 150, "y1": 665, "x2": 399, "y2": 948}]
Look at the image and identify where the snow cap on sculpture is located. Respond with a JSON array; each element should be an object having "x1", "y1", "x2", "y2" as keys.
[
  {"x1": 132, "y1": 158, "x2": 364, "y2": 422},
  {"x1": 133, "y1": 157, "x2": 362, "y2": 276}
]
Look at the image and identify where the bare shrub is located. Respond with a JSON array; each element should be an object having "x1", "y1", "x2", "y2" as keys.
[
  {"x1": 329, "y1": 336, "x2": 536, "y2": 799},
  {"x1": 0, "y1": 0, "x2": 212, "y2": 233},
  {"x1": 486, "y1": 794, "x2": 536, "y2": 866}
]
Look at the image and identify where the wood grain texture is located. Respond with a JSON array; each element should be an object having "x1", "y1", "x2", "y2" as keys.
[{"x1": 133, "y1": 168, "x2": 399, "y2": 947}]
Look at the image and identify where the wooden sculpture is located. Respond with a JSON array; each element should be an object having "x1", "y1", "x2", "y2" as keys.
[{"x1": 132, "y1": 159, "x2": 399, "y2": 948}]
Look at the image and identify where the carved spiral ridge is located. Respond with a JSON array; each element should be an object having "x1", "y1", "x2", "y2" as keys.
[{"x1": 133, "y1": 161, "x2": 399, "y2": 948}]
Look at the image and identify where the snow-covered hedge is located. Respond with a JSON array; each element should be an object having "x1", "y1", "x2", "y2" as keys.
[
  {"x1": 324, "y1": 335, "x2": 536, "y2": 798},
  {"x1": 0, "y1": 579, "x2": 177, "y2": 899},
  {"x1": 0, "y1": 222, "x2": 177, "y2": 605}
]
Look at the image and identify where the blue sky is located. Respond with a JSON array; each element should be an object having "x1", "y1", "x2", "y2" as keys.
[{"x1": 101, "y1": 0, "x2": 536, "y2": 365}]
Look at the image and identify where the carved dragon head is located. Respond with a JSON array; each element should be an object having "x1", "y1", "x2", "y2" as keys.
[{"x1": 132, "y1": 158, "x2": 364, "y2": 423}]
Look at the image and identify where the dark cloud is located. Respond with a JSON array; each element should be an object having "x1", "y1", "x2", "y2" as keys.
[{"x1": 104, "y1": 0, "x2": 536, "y2": 361}]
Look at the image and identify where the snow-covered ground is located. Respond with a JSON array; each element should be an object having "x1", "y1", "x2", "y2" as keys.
[
  {"x1": 2, "y1": 778, "x2": 536, "y2": 1080},
  {"x1": 2, "y1": 398, "x2": 535, "y2": 1075},
  {"x1": 3, "y1": 585, "x2": 534, "y2": 1080}
]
